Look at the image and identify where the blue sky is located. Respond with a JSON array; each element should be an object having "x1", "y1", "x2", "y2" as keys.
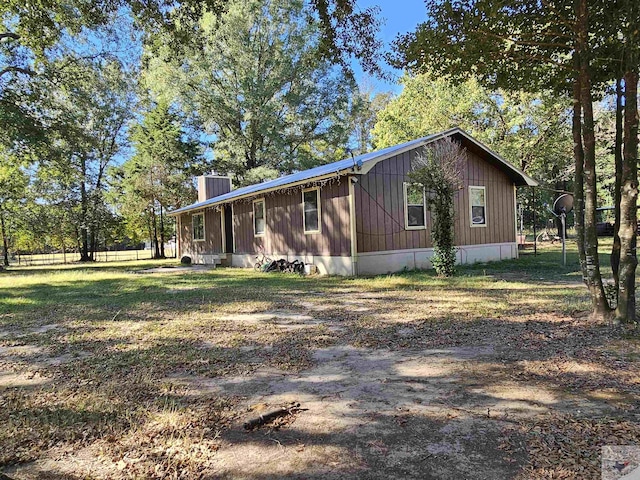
[{"x1": 353, "y1": 0, "x2": 428, "y2": 94}]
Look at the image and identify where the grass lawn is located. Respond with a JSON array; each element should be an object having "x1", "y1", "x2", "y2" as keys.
[{"x1": 0, "y1": 242, "x2": 639, "y2": 479}]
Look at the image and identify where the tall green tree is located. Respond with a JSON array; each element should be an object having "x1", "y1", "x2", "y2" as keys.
[
  {"x1": 348, "y1": 85, "x2": 392, "y2": 155},
  {"x1": 616, "y1": 0, "x2": 639, "y2": 322},
  {"x1": 373, "y1": 74, "x2": 488, "y2": 148},
  {"x1": 373, "y1": 73, "x2": 573, "y2": 188},
  {"x1": 36, "y1": 58, "x2": 136, "y2": 261},
  {"x1": 113, "y1": 101, "x2": 205, "y2": 258},
  {"x1": 2, "y1": 0, "x2": 380, "y2": 71},
  {"x1": 146, "y1": 0, "x2": 357, "y2": 184},
  {"x1": 0, "y1": 154, "x2": 28, "y2": 266},
  {"x1": 1, "y1": 0, "x2": 382, "y2": 150}
]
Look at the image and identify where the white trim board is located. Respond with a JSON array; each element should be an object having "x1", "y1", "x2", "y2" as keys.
[
  {"x1": 348, "y1": 176, "x2": 358, "y2": 275},
  {"x1": 252, "y1": 198, "x2": 266, "y2": 237},
  {"x1": 302, "y1": 186, "x2": 322, "y2": 234},
  {"x1": 192, "y1": 212, "x2": 205, "y2": 242},
  {"x1": 469, "y1": 185, "x2": 487, "y2": 228},
  {"x1": 220, "y1": 207, "x2": 226, "y2": 253},
  {"x1": 403, "y1": 181, "x2": 427, "y2": 230}
]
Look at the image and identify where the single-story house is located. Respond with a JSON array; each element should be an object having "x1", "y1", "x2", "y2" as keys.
[{"x1": 168, "y1": 127, "x2": 538, "y2": 275}]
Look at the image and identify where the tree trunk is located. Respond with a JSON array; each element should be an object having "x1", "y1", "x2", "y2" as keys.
[
  {"x1": 0, "y1": 208, "x2": 9, "y2": 267},
  {"x1": 159, "y1": 203, "x2": 166, "y2": 259},
  {"x1": 611, "y1": 78, "x2": 624, "y2": 287},
  {"x1": 80, "y1": 157, "x2": 91, "y2": 262},
  {"x1": 576, "y1": 0, "x2": 610, "y2": 317},
  {"x1": 615, "y1": 71, "x2": 639, "y2": 323},
  {"x1": 89, "y1": 228, "x2": 97, "y2": 262},
  {"x1": 573, "y1": 66, "x2": 587, "y2": 281},
  {"x1": 74, "y1": 225, "x2": 82, "y2": 255},
  {"x1": 91, "y1": 218, "x2": 100, "y2": 260},
  {"x1": 147, "y1": 215, "x2": 154, "y2": 259},
  {"x1": 152, "y1": 205, "x2": 160, "y2": 259}
]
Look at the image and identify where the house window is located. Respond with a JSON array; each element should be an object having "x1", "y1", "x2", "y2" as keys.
[
  {"x1": 404, "y1": 182, "x2": 426, "y2": 229},
  {"x1": 303, "y1": 187, "x2": 321, "y2": 233},
  {"x1": 253, "y1": 199, "x2": 265, "y2": 236},
  {"x1": 192, "y1": 212, "x2": 205, "y2": 241},
  {"x1": 470, "y1": 186, "x2": 487, "y2": 227}
]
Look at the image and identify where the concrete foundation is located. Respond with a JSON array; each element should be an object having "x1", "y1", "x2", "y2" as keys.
[
  {"x1": 231, "y1": 253, "x2": 354, "y2": 276},
  {"x1": 189, "y1": 242, "x2": 517, "y2": 277},
  {"x1": 357, "y1": 242, "x2": 518, "y2": 276},
  {"x1": 182, "y1": 252, "x2": 225, "y2": 266}
]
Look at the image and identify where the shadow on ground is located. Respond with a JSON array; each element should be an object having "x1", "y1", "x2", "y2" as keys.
[{"x1": 1, "y1": 252, "x2": 638, "y2": 479}]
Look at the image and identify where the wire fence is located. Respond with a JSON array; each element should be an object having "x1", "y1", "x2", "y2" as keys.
[{"x1": 10, "y1": 248, "x2": 176, "y2": 267}]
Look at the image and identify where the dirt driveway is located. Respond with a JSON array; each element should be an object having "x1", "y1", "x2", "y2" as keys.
[
  {"x1": 180, "y1": 344, "x2": 520, "y2": 480},
  {"x1": 162, "y1": 298, "x2": 626, "y2": 480}
]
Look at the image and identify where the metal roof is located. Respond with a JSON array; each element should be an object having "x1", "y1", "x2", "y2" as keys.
[
  {"x1": 169, "y1": 135, "x2": 438, "y2": 215},
  {"x1": 169, "y1": 128, "x2": 537, "y2": 216}
]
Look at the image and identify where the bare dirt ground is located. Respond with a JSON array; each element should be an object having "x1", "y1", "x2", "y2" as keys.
[{"x1": 1, "y1": 261, "x2": 639, "y2": 479}]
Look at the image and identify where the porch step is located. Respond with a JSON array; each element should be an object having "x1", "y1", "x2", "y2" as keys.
[{"x1": 190, "y1": 253, "x2": 223, "y2": 266}]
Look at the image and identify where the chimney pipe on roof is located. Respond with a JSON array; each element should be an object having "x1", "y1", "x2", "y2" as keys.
[{"x1": 197, "y1": 175, "x2": 233, "y2": 202}]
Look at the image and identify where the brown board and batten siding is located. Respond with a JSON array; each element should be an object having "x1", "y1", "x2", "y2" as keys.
[
  {"x1": 169, "y1": 128, "x2": 534, "y2": 274},
  {"x1": 178, "y1": 208, "x2": 223, "y2": 255},
  {"x1": 355, "y1": 145, "x2": 516, "y2": 254},
  {"x1": 233, "y1": 180, "x2": 351, "y2": 256}
]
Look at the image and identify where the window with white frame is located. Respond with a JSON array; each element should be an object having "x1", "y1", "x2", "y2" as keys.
[
  {"x1": 192, "y1": 212, "x2": 205, "y2": 241},
  {"x1": 253, "y1": 199, "x2": 265, "y2": 236},
  {"x1": 303, "y1": 187, "x2": 321, "y2": 233},
  {"x1": 470, "y1": 186, "x2": 487, "y2": 226},
  {"x1": 404, "y1": 182, "x2": 426, "y2": 229}
]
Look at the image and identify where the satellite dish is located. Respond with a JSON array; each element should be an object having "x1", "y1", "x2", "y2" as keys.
[
  {"x1": 553, "y1": 193, "x2": 574, "y2": 215},
  {"x1": 553, "y1": 193, "x2": 573, "y2": 267}
]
